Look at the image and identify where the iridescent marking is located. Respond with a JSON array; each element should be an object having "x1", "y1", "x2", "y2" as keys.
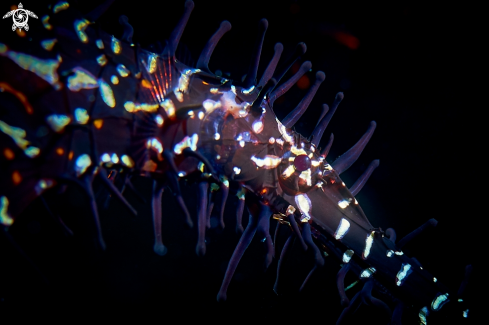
[
  {"x1": 46, "y1": 115, "x2": 71, "y2": 132},
  {"x1": 396, "y1": 263, "x2": 412, "y2": 286},
  {"x1": 233, "y1": 167, "x2": 241, "y2": 175},
  {"x1": 220, "y1": 175, "x2": 229, "y2": 187},
  {"x1": 252, "y1": 119, "x2": 264, "y2": 134},
  {"x1": 276, "y1": 118, "x2": 294, "y2": 144},
  {"x1": 214, "y1": 133, "x2": 220, "y2": 140},
  {"x1": 290, "y1": 146, "x2": 307, "y2": 156},
  {"x1": 334, "y1": 218, "x2": 350, "y2": 240},
  {"x1": 431, "y1": 293, "x2": 449, "y2": 311},
  {"x1": 96, "y1": 39, "x2": 104, "y2": 49},
  {"x1": 463, "y1": 309, "x2": 469, "y2": 318},
  {"x1": 34, "y1": 179, "x2": 55, "y2": 195},
  {"x1": 210, "y1": 88, "x2": 219, "y2": 94},
  {"x1": 111, "y1": 153, "x2": 119, "y2": 164},
  {"x1": 338, "y1": 199, "x2": 351, "y2": 209},
  {"x1": 0, "y1": 196, "x2": 13, "y2": 226},
  {"x1": 395, "y1": 251, "x2": 404, "y2": 255},
  {"x1": 433, "y1": 277, "x2": 437, "y2": 282},
  {"x1": 202, "y1": 99, "x2": 221, "y2": 113},
  {"x1": 324, "y1": 164, "x2": 333, "y2": 171},
  {"x1": 187, "y1": 111, "x2": 195, "y2": 118},
  {"x1": 311, "y1": 160, "x2": 320, "y2": 167},
  {"x1": 67, "y1": 67, "x2": 98, "y2": 91},
  {"x1": 241, "y1": 85, "x2": 255, "y2": 94},
  {"x1": 124, "y1": 101, "x2": 159, "y2": 113},
  {"x1": 147, "y1": 138, "x2": 163, "y2": 154},
  {"x1": 173, "y1": 134, "x2": 199, "y2": 155},
  {"x1": 0, "y1": 50, "x2": 61, "y2": 86},
  {"x1": 116, "y1": 64, "x2": 130, "y2": 77},
  {"x1": 41, "y1": 39, "x2": 57, "y2": 51},
  {"x1": 160, "y1": 99, "x2": 176, "y2": 117},
  {"x1": 74, "y1": 19, "x2": 90, "y2": 43},
  {"x1": 175, "y1": 69, "x2": 201, "y2": 102},
  {"x1": 198, "y1": 111, "x2": 204, "y2": 120},
  {"x1": 386, "y1": 250, "x2": 394, "y2": 257},
  {"x1": 53, "y1": 1, "x2": 69, "y2": 13},
  {"x1": 362, "y1": 231, "x2": 375, "y2": 259},
  {"x1": 419, "y1": 307, "x2": 429, "y2": 325},
  {"x1": 342, "y1": 249, "x2": 354, "y2": 263},
  {"x1": 98, "y1": 79, "x2": 115, "y2": 108},
  {"x1": 24, "y1": 147, "x2": 40, "y2": 158},
  {"x1": 111, "y1": 75, "x2": 119, "y2": 85},
  {"x1": 155, "y1": 115, "x2": 164, "y2": 126},
  {"x1": 299, "y1": 169, "x2": 312, "y2": 186},
  {"x1": 198, "y1": 162, "x2": 205, "y2": 172},
  {"x1": 236, "y1": 187, "x2": 246, "y2": 200},
  {"x1": 146, "y1": 53, "x2": 158, "y2": 73},
  {"x1": 239, "y1": 140, "x2": 245, "y2": 147},
  {"x1": 286, "y1": 205, "x2": 296, "y2": 216},
  {"x1": 101, "y1": 153, "x2": 111, "y2": 163},
  {"x1": 121, "y1": 155, "x2": 134, "y2": 168},
  {"x1": 295, "y1": 194, "x2": 312, "y2": 220},
  {"x1": 281, "y1": 165, "x2": 295, "y2": 179},
  {"x1": 178, "y1": 172, "x2": 186, "y2": 177},
  {"x1": 41, "y1": 15, "x2": 52, "y2": 30},
  {"x1": 360, "y1": 267, "x2": 376, "y2": 278},
  {"x1": 250, "y1": 155, "x2": 282, "y2": 169},
  {"x1": 75, "y1": 154, "x2": 92, "y2": 176},
  {"x1": 96, "y1": 54, "x2": 107, "y2": 66},
  {"x1": 111, "y1": 36, "x2": 121, "y2": 54}
]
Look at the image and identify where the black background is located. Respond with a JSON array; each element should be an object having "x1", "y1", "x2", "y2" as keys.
[{"x1": 0, "y1": 0, "x2": 481, "y2": 323}]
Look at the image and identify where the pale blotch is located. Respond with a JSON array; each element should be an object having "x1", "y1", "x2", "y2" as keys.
[
  {"x1": 124, "y1": 101, "x2": 159, "y2": 113},
  {"x1": 155, "y1": 114, "x2": 164, "y2": 126},
  {"x1": 46, "y1": 114, "x2": 71, "y2": 132},
  {"x1": 0, "y1": 196, "x2": 14, "y2": 226},
  {"x1": 360, "y1": 267, "x2": 376, "y2": 278},
  {"x1": 188, "y1": 111, "x2": 195, "y2": 118},
  {"x1": 419, "y1": 307, "x2": 429, "y2": 325},
  {"x1": 342, "y1": 249, "x2": 354, "y2": 263},
  {"x1": 269, "y1": 137, "x2": 275, "y2": 144},
  {"x1": 121, "y1": 155, "x2": 134, "y2": 168},
  {"x1": 252, "y1": 119, "x2": 264, "y2": 134},
  {"x1": 116, "y1": 64, "x2": 130, "y2": 77},
  {"x1": 35, "y1": 179, "x2": 55, "y2": 195},
  {"x1": 41, "y1": 39, "x2": 57, "y2": 51},
  {"x1": 96, "y1": 54, "x2": 107, "y2": 66},
  {"x1": 338, "y1": 199, "x2": 351, "y2": 209},
  {"x1": 175, "y1": 69, "x2": 201, "y2": 102},
  {"x1": 67, "y1": 67, "x2": 98, "y2": 91},
  {"x1": 431, "y1": 293, "x2": 449, "y2": 311},
  {"x1": 250, "y1": 155, "x2": 282, "y2": 169},
  {"x1": 0, "y1": 50, "x2": 61, "y2": 86},
  {"x1": 111, "y1": 36, "x2": 121, "y2": 54},
  {"x1": 299, "y1": 169, "x2": 312, "y2": 186},
  {"x1": 111, "y1": 75, "x2": 119, "y2": 85},
  {"x1": 147, "y1": 138, "x2": 163, "y2": 154},
  {"x1": 295, "y1": 194, "x2": 312, "y2": 221},
  {"x1": 198, "y1": 111, "x2": 204, "y2": 120},
  {"x1": 160, "y1": 99, "x2": 176, "y2": 117},
  {"x1": 75, "y1": 154, "x2": 92, "y2": 176},
  {"x1": 95, "y1": 39, "x2": 104, "y2": 49},
  {"x1": 396, "y1": 263, "x2": 412, "y2": 286},
  {"x1": 362, "y1": 231, "x2": 375, "y2": 259},
  {"x1": 110, "y1": 153, "x2": 119, "y2": 164},
  {"x1": 74, "y1": 108, "x2": 89, "y2": 124},
  {"x1": 233, "y1": 167, "x2": 241, "y2": 175},
  {"x1": 98, "y1": 79, "x2": 116, "y2": 108},
  {"x1": 334, "y1": 218, "x2": 350, "y2": 240},
  {"x1": 100, "y1": 153, "x2": 111, "y2": 163},
  {"x1": 281, "y1": 165, "x2": 295, "y2": 179},
  {"x1": 41, "y1": 15, "x2": 53, "y2": 30},
  {"x1": 146, "y1": 53, "x2": 158, "y2": 74},
  {"x1": 53, "y1": 1, "x2": 69, "y2": 13},
  {"x1": 74, "y1": 19, "x2": 90, "y2": 43},
  {"x1": 214, "y1": 133, "x2": 220, "y2": 140},
  {"x1": 173, "y1": 134, "x2": 199, "y2": 154}
]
